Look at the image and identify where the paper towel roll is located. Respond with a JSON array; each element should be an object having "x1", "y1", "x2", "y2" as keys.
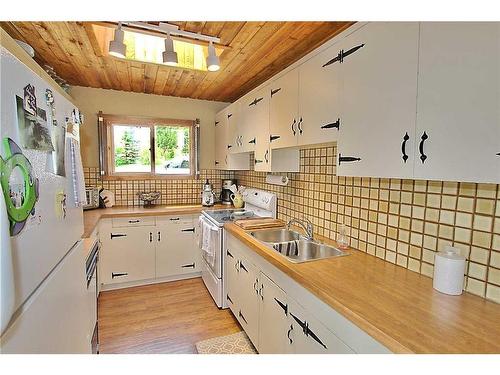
[
  {"x1": 433, "y1": 246, "x2": 466, "y2": 295},
  {"x1": 265, "y1": 174, "x2": 289, "y2": 186}
]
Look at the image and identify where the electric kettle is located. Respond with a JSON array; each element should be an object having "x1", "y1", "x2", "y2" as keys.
[{"x1": 201, "y1": 179, "x2": 216, "y2": 206}]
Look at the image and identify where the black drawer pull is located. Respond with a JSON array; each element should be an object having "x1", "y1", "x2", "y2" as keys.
[
  {"x1": 321, "y1": 118, "x2": 340, "y2": 130},
  {"x1": 496, "y1": 153, "x2": 500, "y2": 156},
  {"x1": 297, "y1": 117, "x2": 303, "y2": 134},
  {"x1": 249, "y1": 138, "x2": 256, "y2": 144},
  {"x1": 149, "y1": 232, "x2": 153, "y2": 242},
  {"x1": 287, "y1": 324, "x2": 294, "y2": 344},
  {"x1": 215, "y1": 121, "x2": 219, "y2": 126},
  {"x1": 112, "y1": 272, "x2": 128, "y2": 279},
  {"x1": 170, "y1": 218, "x2": 180, "y2": 221},
  {"x1": 419, "y1": 131, "x2": 428, "y2": 163},
  {"x1": 110, "y1": 233, "x2": 126, "y2": 239},
  {"x1": 402, "y1": 132, "x2": 410, "y2": 163},
  {"x1": 227, "y1": 144, "x2": 232, "y2": 149},
  {"x1": 128, "y1": 219, "x2": 140, "y2": 223},
  {"x1": 157, "y1": 231, "x2": 161, "y2": 241},
  {"x1": 338, "y1": 154, "x2": 361, "y2": 165},
  {"x1": 322, "y1": 43, "x2": 365, "y2": 67},
  {"x1": 215, "y1": 161, "x2": 219, "y2": 165},
  {"x1": 239, "y1": 262, "x2": 248, "y2": 272},
  {"x1": 264, "y1": 150, "x2": 269, "y2": 163},
  {"x1": 227, "y1": 113, "x2": 233, "y2": 119},
  {"x1": 291, "y1": 119, "x2": 296, "y2": 136},
  {"x1": 226, "y1": 250, "x2": 234, "y2": 258},
  {"x1": 304, "y1": 322, "x2": 327, "y2": 349},
  {"x1": 254, "y1": 159, "x2": 263, "y2": 164},
  {"x1": 238, "y1": 310, "x2": 248, "y2": 324},
  {"x1": 274, "y1": 298, "x2": 288, "y2": 315},
  {"x1": 181, "y1": 228, "x2": 195, "y2": 232},
  {"x1": 249, "y1": 97, "x2": 263, "y2": 106},
  {"x1": 227, "y1": 294, "x2": 233, "y2": 304},
  {"x1": 181, "y1": 263, "x2": 195, "y2": 268},
  {"x1": 270, "y1": 135, "x2": 281, "y2": 142},
  {"x1": 270, "y1": 87, "x2": 281, "y2": 97}
]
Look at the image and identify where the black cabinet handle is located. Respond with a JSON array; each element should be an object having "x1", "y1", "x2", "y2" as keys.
[
  {"x1": 249, "y1": 138, "x2": 256, "y2": 144},
  {"x1": 401, "y1": 132, "x2": 410, "y2": 163},
  {"x1": 338, "y1": 153, "x2": 361, "y2": 165},
  {"x1": 264, "y1": 150, "x2": 269, "y2": 163},
  {"x1": 290, "y1": 313, "x2": 307, "y2": 332},
  {"x1": 270, "y1": 135, "x2": 281, "y2": 142},
  {"x1": 419, "y1": 131, "x2": 428, "y2": 164},
  {"x1": 271, "y1": 88, "x2": 281, "y2": 97},
  {"x1": 181, "y1": 228, "x2": 195, "y2": 232},
  {"x1": 215, "y1": 161, "x2": 219, "y2": 165},
  {"x1": 110, "y1": 233, "x2": 126, "y2": 239},
  {"x1": 157, "y1": 231, "x2": 161, "y2": 241},
  {"x1": 170, "y1": 217, "x2": 180, "y2": 221},
  {"x1": 238, "y1": 310, "x2": 248, "y2": 324},
  {"x1": 227, "y1": 144, "x2": 232, "y2": 149},
  {"x1": 496, "y1": 153, "x2": 500, "y2": 156},
  {"x1": 254, "y1": 159, "x2": 263, "y2": 164},
  {"x1": 225, "y1": 155, "x2": 228, "y2": 165},
  {"x1": 215, "y1": 121, "x2": 219, "y2": 126},
  {"x1": 239, "y1": 262, "x2": 248, "y2": 272},
  {"x1": 290, "y1": 313, "x2": 327, "y2": 349},
  {"x1": 291, "y1": 119, "x2": 297, "y2": 136},
  {"x1": 181, "y1": 263, "x2": 195, "y2": 268},
  {"x1": 321, "y1": 118, "x2": 340, "y2": 130},
  {"x1": 226, "y1": 294, "x2": 233, "y2": 304},
  {"x1": 253, "y1": 279, "x2": 259, "y2": 294},
  {"x1": 287, "y1": 324, "x2": 294, "y2": 344},
  {"x1": 322, "y1": 43, "x2": 365, "y2": 67},
  {"x1": 226, "y1": 250, "x2": 234, "y2": 258},
  {"x1": 249, "y1": 97, "x2": 263, "y2": 106},
  {"x1": 149, "y1": 232, "x2": 153, "y2": 242},
  {"x1": 112, "y1": 272, "x2": 128, "y2": 279},
  {"x1": 128, "y1": 219, "x2": 140, "y2": 223},
  {"x1": 297, "y1": 117, "x2": 303, "y2": 135},
  {"x1": 274, "y1": 298, "x2": 288, "y2": 315},
  {"x1": 227, "y1": 113, "x2": 233, "y2": 119}
]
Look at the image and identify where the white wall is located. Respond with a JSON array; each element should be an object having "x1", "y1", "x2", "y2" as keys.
[{"x1": 70, "y1": 86, "x2": 228, "y2": 169}]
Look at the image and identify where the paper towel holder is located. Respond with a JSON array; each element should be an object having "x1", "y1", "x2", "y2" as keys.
[{"x1": 265, "y1": 174, "x2": 289, "y2": 186}]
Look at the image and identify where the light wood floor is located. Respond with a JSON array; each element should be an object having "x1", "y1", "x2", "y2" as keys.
[{"x1": 98, "y1": 277, "x2": 241, "y2": 354}]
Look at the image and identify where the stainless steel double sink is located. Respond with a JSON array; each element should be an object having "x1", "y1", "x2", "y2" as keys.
[{"x1": 250, "y1": 228, "x2": 348, "y2": 263}]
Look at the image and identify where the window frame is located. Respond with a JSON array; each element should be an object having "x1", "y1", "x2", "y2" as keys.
[{"x1": 100, "y1": 114, "x2": 196, "y2": 179}]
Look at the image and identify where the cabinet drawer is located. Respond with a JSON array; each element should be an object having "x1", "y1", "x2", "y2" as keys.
[
  {"x1": 157, "y1": 215, "x2": 195, "y2": 226},
  {"x1": 112, "y1": 216, "x2": 156, "y2": 228}
]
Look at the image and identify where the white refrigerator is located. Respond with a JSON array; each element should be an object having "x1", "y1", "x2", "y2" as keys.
[{"x1": 0, "y1": 46, "x2": 90, "y2": 353}]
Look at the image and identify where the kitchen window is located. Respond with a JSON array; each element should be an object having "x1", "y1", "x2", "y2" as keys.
[{"x1": 99, "y1": 114, "x2": 198, "y2": 178}]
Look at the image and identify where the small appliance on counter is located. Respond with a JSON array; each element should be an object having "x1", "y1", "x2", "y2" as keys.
[
  {"x1": 137, "y1": 191, "x2": 161, "y2": 207},
  {"x1": 202, "y1": 179, "x2": 216, "y2": 206},
  {"x1": 84, "y1": 187, "x2": 101, "y2": 210},
  {"x1": 221, "y1": 179, "x2": 237, "y2": 205}
]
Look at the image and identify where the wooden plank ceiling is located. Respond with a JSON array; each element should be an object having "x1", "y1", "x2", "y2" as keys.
[{"x1": 0, "y1": 21, "x2": 354, "y2": 102}]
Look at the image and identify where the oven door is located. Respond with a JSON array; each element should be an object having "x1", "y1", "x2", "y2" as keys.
[{"x1": 198, "y1": 215, "x2": 222, "y2": 279}]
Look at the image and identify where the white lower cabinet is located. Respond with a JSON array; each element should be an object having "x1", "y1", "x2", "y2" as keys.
[
  {"x1": 100, "y1": 215, "x2": 200, "y2": 289},
  {"x1": 156, "y1": 215, "x2": 200, "y2": 278},
  {"x1": 100, "y1": 222, "x2": 156, "y2": 285},
  {"x1": 257, "y1": 272, "x2": 290, "y2": 354},
  {"x1": 226, "y1": 232, "x2": 389, "y2": 354}
]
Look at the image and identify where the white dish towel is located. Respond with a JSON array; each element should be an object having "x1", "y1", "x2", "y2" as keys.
[{"x1": 200, "y1": 219, "x2": 217, "y2": 268}]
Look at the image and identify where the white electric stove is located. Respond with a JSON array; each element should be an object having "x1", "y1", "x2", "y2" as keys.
[{"x1": 198, "y1": 188, "x2": 277, "y2": 308}]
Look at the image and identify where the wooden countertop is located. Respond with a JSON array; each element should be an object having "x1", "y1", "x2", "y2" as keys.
[
  {"x1": 224, "y1": 223, "x2": 500, "y2": 354},
  {"x1": 83, "y1": 204, "x2": 226, "y2": 238}
]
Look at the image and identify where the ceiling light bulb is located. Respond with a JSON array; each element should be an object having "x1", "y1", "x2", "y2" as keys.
[
  {"x1": 206, "y1": 41, "x2": 220, "y2": 72},
  {"x1": 109, "y1": 22, "x2": 126, "y2": 58},
  {"x1": 162, "y1": 33, "x2": 178, "y2": 66}
]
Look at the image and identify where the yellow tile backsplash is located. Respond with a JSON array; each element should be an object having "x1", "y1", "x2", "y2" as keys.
[{"x1": 234, "y1": 146, "x2": 500, "y2": 304}]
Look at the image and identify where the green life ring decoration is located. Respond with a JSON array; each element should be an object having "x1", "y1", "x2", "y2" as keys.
[{"x1": 0, "y1": 137, "x2": 39, "y2": 236}]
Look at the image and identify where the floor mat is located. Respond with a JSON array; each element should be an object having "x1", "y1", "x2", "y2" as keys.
[{"x1": 195, "y1": 331, "x2": 257, "y2": 354}]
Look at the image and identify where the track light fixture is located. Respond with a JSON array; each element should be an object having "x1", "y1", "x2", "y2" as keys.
[
  {"x1": 108, "y1": 22, "x2": 126, "y2": 58},
  {"x1": 206, "y1": 41, "x2": 220, "y2": 72},
  {"x1": 162, "y1": 33, "x2": 178, "y2": 66}
]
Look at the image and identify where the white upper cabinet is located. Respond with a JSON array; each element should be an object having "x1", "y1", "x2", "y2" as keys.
[
  {"x1": 240, "y1": 87, "x2": 269, "y2": 154},
  {"x1": 214, "y1": 110, "x2": 227, "y2": 169},
  {"x1": 414, "y1": 22, "x2": 500, "y2": 183},
  {"x1": 337, "y1": 22, "x2": 420, "y2": 178},
  {"x1": 297, "y1": 42, "x2": 343, "y2": 146},
  {"x1": 269, "y1": 69, "x2": 300, "y2": 149}
]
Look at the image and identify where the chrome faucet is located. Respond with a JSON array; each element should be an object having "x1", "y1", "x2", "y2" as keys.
[{"x1": 287, "y1": 217, "x2": 314, "y2": 240}]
